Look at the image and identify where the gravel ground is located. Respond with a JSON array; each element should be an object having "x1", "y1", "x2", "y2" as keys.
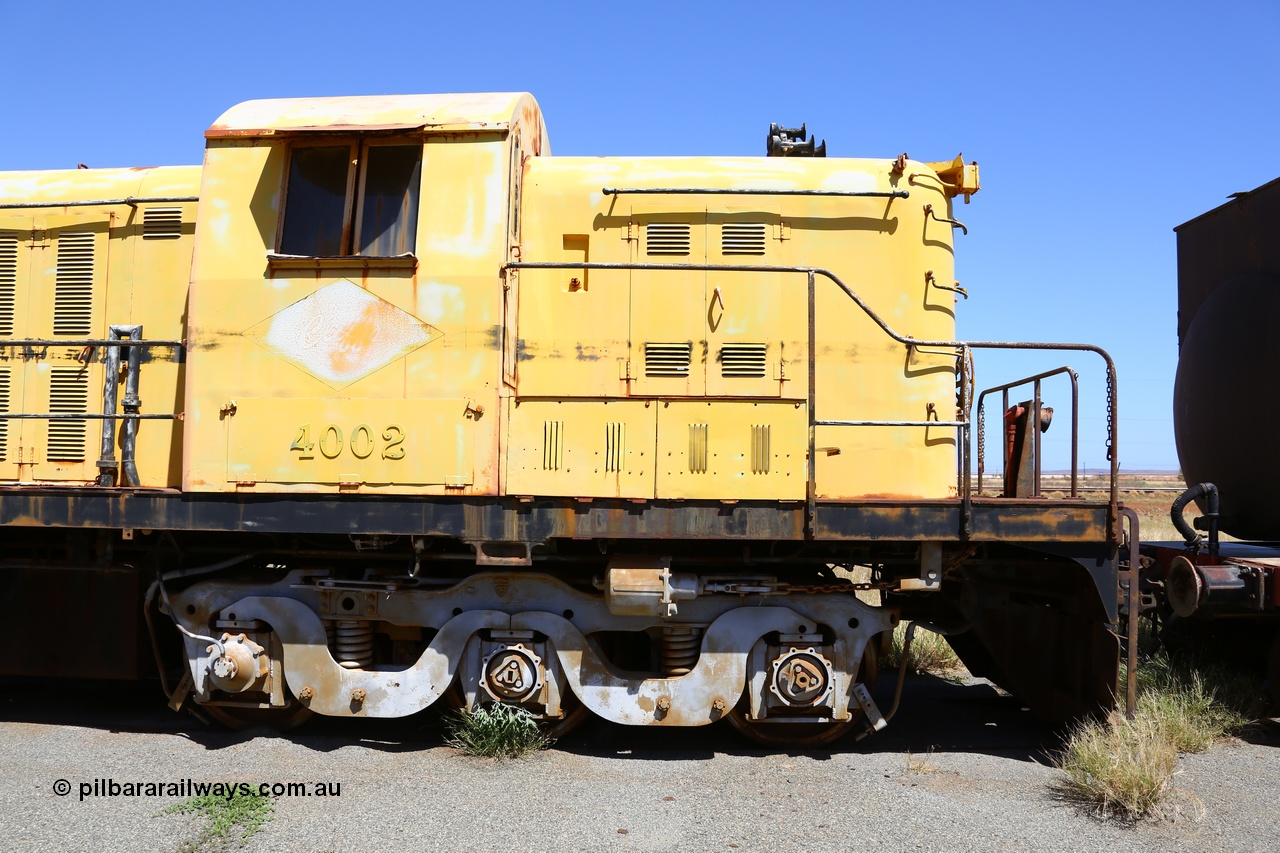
[{"x1": 1, "y1": 676, "x2": 1276, "y2": 852}]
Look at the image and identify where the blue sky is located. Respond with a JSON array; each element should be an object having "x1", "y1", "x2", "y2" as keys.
[{"x1": 5, "y1": 1, "x2": 1277, "y2": 473}]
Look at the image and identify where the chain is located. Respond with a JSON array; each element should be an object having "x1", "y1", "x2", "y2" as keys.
[
  {"x1": 1105, "y1": 367, "x2": 1115, "y2": 463},
  {"x1": 976, "y1": 401, "x2": 985, "y2": 478},
  {"x1": 943, "y1": 545, "x2": 978, "y2": 576}
]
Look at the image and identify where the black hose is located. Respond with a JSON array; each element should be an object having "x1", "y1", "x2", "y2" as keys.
[{"x1": 1171, "y1": 483, "x2": 1219, "y2": 554}]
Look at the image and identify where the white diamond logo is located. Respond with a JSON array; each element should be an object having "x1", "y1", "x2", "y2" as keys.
[{"x1": 245, "y1": 279, "x2": 440, "y2": 387}]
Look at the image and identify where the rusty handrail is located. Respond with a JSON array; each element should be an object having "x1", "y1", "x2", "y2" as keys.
[
  {"x1": 501, "y1": 261, "x2": 1120, "y2": 523},
  {"x1": 1118, "y1": 507, "x2": 1141, "y2": 719},
  {"x1": 0, "y1": 196, "x2": 197, "y2": 209},
  {"x1": 601, "y1": 187, "x2": 909, "y2": 199},
  {"x1": 0, "y1": 338, "x2": 184, "y2": 347},
  {"x1": 975, "y1": 366, "x2": 1080, "y2": 498}
]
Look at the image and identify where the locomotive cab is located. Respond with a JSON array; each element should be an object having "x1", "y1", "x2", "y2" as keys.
[{"x1": 185, "y1": 94, "x2": 548, "y2": 495}]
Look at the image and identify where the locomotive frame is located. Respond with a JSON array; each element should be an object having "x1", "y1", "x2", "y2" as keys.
[{"x1": 0, "y1": 92, "x2": 1134, "y2": 744}]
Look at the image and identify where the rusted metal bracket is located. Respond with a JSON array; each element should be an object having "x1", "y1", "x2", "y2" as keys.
[
  {"x1": 923, "y1": 203, "x2": 968, "y2": 235},
  {"x1": 926, "y1": 269, "x2": 968, "y2": 299}
]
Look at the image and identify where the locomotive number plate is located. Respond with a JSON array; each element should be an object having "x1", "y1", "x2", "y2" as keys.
[{"x1": 226, "y1": 398, "x2": 474, "y2": 486}]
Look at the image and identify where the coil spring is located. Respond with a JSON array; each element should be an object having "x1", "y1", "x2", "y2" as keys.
[
  {"x1": 661, "y1": 626, "x2": 703, "y2": 677},
  {"x1": 331, "y1": 619, "x2": 374, "y2": 669}
]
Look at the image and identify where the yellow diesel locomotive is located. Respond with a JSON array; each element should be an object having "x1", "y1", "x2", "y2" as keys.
[{"x1": 0, "y1": 94, "x2": 1125, "y2": 744}]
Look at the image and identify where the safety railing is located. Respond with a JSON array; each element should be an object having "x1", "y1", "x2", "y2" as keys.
[
  {"x1": 501, "y1": 261, "x2": 1119, "y2": 536},
  {"x1": 975, "y1": 367, "x2": 1080, "y2": 498},
  {"x1": 0, "y1": 328, "x2": 184, "y2": 486}
]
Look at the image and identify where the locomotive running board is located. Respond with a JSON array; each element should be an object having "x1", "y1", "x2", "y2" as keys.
[{"x1": 0, "y1": 489, "x2": 1112, "y2": 545}]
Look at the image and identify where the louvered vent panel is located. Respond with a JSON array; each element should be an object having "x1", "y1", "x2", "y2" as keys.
[
  {"x1": 645, "y1": 222, "x2": 690, "y2": 256},
  {"x1": 645, "y1": 342, "x2": 692, "y2": 376},
  {"x1": 605, "y1": 422, "x2": 625, "y2": 473},
  {"x1": 143, "y1": 207, "x2": 183, "y2": 239},
  {"x1": 54, "y1": 232, "x2": 95, "y2": 336},
  {"x1": 0, "y1": 369, "x2": 9, "y2": 461},
  {"x1": 543, "y1": 420, "x2": 564, "y2": 470},
  {"x1": 751, "y1": 424, "x2": 771, "y2": 474},
  {"x1": 721, "y1": 223, "x2": 766, "y2": 255},
  {"x1": 688, "y1": 424, "x2": 708, "y2": 473},
  {"x1": 0, "y1": 234, "x2": 16, "y2": 336},
  {"x1": 47, "y1": 367, "x2": 88, "y2": 461},
  {"x1": 720, "y1": 343, "x2": 767, "y2": 377}
]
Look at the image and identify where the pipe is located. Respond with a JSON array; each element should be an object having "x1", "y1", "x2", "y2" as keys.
[
  {"x1": 96, "y1": 333, "x2": 123, "y2": 486},
  {"x1": 118, "y1": 325, "x2": 144, "y2": 486},
  {"x1": 143, "y1": 580, "x2": 174, "y2": 701},
  {"x1": 1171, "y1": 483, "x2": 1219, "y2": 554},
  {"x1": 152, "y1": 555, "x2": 258, "y2": 661},
  {"x1": 882, "y1": 619, "x2": 965, "y2": 726}
]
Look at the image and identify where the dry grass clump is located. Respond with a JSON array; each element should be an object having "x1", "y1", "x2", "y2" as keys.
[
  {"x1": 1135, "y1": 654, "x2": 1258, "y2": 753},
  {"x1": 882, "y1": 623, "x2": 966, "y2": 679},
  {"x1": 1056, "y1": 712, "x2": 1178, "y2": 819},
  {"x1": 1054, "y1": 651, "x2": 1262, "y2": 820},
  {"x1": 905, "y1": 747, "x2": 941, "y2": 774},
  {"x1": 444, "y1": 703, "x2": 550, "y2": 759}
]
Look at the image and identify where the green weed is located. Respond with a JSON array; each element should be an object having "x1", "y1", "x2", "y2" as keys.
[
  {"x1": 445, "y1": 702, "x2": 550, "y2": 759},
  {"x1": 165, "y1": 789, "x2": 273, "y2": 852}
]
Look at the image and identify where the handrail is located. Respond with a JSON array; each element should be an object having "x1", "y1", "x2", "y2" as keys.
[
  {"x1": 0, "y1": 338, "x2": 183, "y2": 347},
  {"x1": 975, "y1": 367, "x2": 1080, "y2": 498},
  {"x1": 0, "y1": 196, "x2": 198, "y2": 209},
  {"x1": 0, "y1": 332, "x2": 183, "y2": 485},
  {"x1": 501, "y1": 261, "x2": 1120, "y2": 529},
  {"x1": 601, "y1": 187, "x2": 909, "y2": 199}
]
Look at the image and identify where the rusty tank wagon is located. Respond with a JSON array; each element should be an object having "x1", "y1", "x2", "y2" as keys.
[
  {"x1": 0, "y1": 94, "x2": 1130, "y2": 744},
  {"x1": 1143, "y1": 177, "x2": 1280, "y2": 705}
]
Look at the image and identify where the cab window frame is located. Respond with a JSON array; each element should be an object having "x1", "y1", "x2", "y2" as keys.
[{"x1": 276, "y1": 135, "x2": 423, "y2": 259}]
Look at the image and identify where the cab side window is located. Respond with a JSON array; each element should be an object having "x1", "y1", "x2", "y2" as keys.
[{"x1": 279, "y1": 140, "x2": 421, "y2": 257}]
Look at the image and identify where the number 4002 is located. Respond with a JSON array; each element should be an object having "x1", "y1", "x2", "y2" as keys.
[{"x1": 290, "y1": 424, "x2": 406, "y2": 460}]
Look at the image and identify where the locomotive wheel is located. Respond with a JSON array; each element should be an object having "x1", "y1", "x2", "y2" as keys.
[
  {"x1": 540, "y1": 692, "x2": 592, "y2": 740},
  {"x1": 200, "y1": 699, "x2": 314, "y2": 732},
  {"x1": 726, "y1": 640, "x2": 880, "y2": 748}
]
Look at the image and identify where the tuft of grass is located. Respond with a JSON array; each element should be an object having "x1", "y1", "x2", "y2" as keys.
[
  {"x1": 1054, "y1": 650, "x2": 1264, "y2": 820},
  {"x1": 905, "y1": 747, "x2": 940, "y2": 774},
  {"x1": 1133, "y1": 654, "x2": 1257, "y2": 753},
  {"x1": 882, "y1": 623, "x2": 966, "y2": 679},
  {"x1": 444, "y1": 702, "x2": 550, "y2": 759},
  {"x1": 1056, "y1": 713, "x2": 1178, "y2": 820},
  {"x1": 165, "y1": 790, "x2": 273, "y2": 852}
]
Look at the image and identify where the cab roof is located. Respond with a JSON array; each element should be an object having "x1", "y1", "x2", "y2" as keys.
[{"x1": 205, "y1": 93, "x2": 539, "y2": 138}]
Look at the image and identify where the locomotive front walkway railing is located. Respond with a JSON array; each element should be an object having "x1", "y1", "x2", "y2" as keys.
[{"x1": 502, "y1": 261, "x2": 1120, "y2": 539}]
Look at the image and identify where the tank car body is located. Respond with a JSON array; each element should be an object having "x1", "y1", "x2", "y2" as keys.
[
  {"x1": 1145, "y1": 179, "x2": 1280, "y2": 703},
  {"x1": 0, "y1": 93, "x2": 1125, "y2": 742}
]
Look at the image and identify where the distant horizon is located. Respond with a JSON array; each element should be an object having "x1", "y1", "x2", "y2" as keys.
[{"x1": 986, "y1": 468, "x2": 1182, "y2": 477}]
